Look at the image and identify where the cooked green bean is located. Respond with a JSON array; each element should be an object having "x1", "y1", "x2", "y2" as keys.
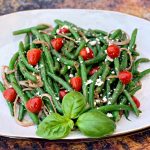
[
  {"x1": 18, "y1": 104, "x2": 26, "y2": 121},
  {"x1": 120, "y1": 51, "x2": 128, "y2": 71},
  {"x1": 24, "y1": 33, "x2": 30, "y2": 50},
  {"x1": 109, "y1": 29, "x2": 122, "y2": 39},
  {"x1": 114, "y1": 58, "x2": 119, "y2": 74},
  {"x1": 129, "y1": 28, "x2": 137, "y2": 51}
]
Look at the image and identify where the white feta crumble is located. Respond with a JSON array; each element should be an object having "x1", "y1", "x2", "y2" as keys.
[
  {"x1": 85, "y1": 39, "x2": 89, "y2": 43},
  {"x1": 107, "y1": 113, "x2": 113, "y2": 118},
  {"x1": 55, "y1": 97, "x2": 59, "y2": 100},
  {"x1": 56, "y1": 29, "x2": 60, "y2": 34},
  {"x1": 80, "y1": 60, "x2": 83, "y2": 64},
  {"x1": 67, "y1": 66, "x2": 71, "y2": 69},
  {"x1": 106, "y1": 55, "x2": 114, "y2": 62},
  {"x1": 96, "y1": 38, "x2": 100, "y2": 42},
  {"x1": 62, "y1": 25, "x2": 69, "y2": 29},
  {"x1": 102, "y1": 97, "x2": 107, "y2": 102},
  {"x1": 85, "y1": 79, "x2": 93, "y2": 86},
  {"x1": 89, "y1": 41, "x2": 97, "y2": 46},
  {"x1": 36, "y1": 92, "x2": 40, "y2": 96},
  {"x1": 57, "y1": 58, "x2": 60, "y2": 61},
  {"x1": 107, "y1": 101, "x2": 111, "y2": 105},
  {"x1": 69, "y1": 74, "x2": 74, "y2": 78},
  {"x1": 105, "y1": 50, "x2": 107, "y2": 54},
  {"x1": 86, "y1": 47, "x2": 90, "y2": 53},
  {"x1": 95, "y1": 78, "x2": 103, "y2": 86},
  {"x1": 111, "y1": 71, "x2": 115, "y2": 74},
  {"x1": 35, "y1": 64, "x2": 39, "y2": 69}
]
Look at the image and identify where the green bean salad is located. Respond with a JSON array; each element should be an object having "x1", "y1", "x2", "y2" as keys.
[{"x1": 0, "y1": 19, "x2": 150, "y2": 139}]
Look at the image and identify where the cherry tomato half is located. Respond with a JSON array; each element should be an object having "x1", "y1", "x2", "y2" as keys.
[
  {"x1": 59, "y1": 90, "x2": 68, "y2": 99},
  {"x1": 118, "y1": 71, "x2": 132, "y2": 84},
  {"x1": 58, "y1": 27, "x2": 69, "y2": 34},
  {"x1": 89, "y1": 66, "x2": 100, "y2": 76},
  {"x1": 3, "y1": 88, "x2": 17, "y2": 102},
  {"x1": 132, "y1": 96, "x2": 140, "y2": 108},
  {"x1": 79, "y1": 47, "x2": 94, "y2": 60},
  {"x1": 51, "y1": 38, "x2": 64, "y2": 51},
  {"x1": 107, "y1": 44, "x2": 120, "y2": 59},
  {"x1": 27, "y1": 48, "x2": 42, "y2": 66},
  {"x1": 26, "y1": 97, "x2": 42, "y2": 113},
  {"x1": 70, "y1": 77, "x2": 82, "y2": 91}
]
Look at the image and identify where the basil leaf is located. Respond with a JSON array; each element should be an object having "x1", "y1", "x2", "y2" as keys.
[
  {"x1": 36, "y1": 113, "x2": 74, "y2": 140},
  {"x1": 76, "y1": 110, "x2": 116, "y2": 138},
  {"x1": 62, "y1": 91, "x2": 86, "y2": 119}
]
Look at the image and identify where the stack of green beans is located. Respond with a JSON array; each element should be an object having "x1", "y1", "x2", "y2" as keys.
[{"x1": 0, "y1": 20, "x2": 150, "y2": 125}]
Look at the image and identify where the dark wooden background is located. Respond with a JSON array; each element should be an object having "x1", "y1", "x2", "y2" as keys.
[{"x1": 0, "y1": 0, "x2": 150, "y2": 149}]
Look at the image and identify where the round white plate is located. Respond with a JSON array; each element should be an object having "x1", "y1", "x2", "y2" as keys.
[{"x1": 0, "y1": 9, "x2": 150, "y2": 139}]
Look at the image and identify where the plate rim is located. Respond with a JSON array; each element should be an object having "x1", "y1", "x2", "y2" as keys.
[{"x1": 0, "y1": 8, "x2": 150, "y2": 140}]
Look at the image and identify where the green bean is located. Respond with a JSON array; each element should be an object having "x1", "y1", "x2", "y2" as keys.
[
  {"x1": 61, "y1": 45, "x2": 74, "y2": 59},
  {"x1": 18, "y1": 61, "x2": 37, "y2": 82},
  {"x1": 85, "y1": 53, "x2": 106, "y2": 65},
  {"x1": 112, "y1": 111, "x2": 120, "y2": 122},
  {"x1": 51, "y1": 24, "x2": 59, "y2": 35},
  {"x1": 54, "y1": 19, "x2": 64, "y2": 26},
  {"x1": 89, "y1": 68, "x2": 103, "y2": 108},
  {"x1": 98, "y1": 36, "x2": 108, "y2": 45},
  {"x1": 120, "y1": 51, "x2": 128, "y2": 71},
  {"x1": 51, "y1": 48, "x2": 78, "y2": 67},
  {"x1": 98, "y1": 104, "x2": 131, "y2": 113},
  {"x1": 114, "y1": 58, "x2": 120, "y2": 74},
  {"x1": 0, "y1": 81, "x2": 14, "y2": 116},
  {"x1": 60, "y1": 65, "x2": 68, "y2": 75},
  {"x1": 39, "y1": 54, "x2": 62, "y2": 113},
  {"x1": 66, "y1": 41, "x2": 75, "y2": 52},
  {"x1": 47, "y1": 72, "x2": 73, "y2": 91},
  {"x1": 132, "y1": 58, "x2": 150, "y2": 74},
  {"x1": 69, "y1": 27, "x2": 80, "y2": 40},
  {"x1": 106, "y1": 80, "x2": 111, "y2": 99},
  {"x1": 25, "y1": 91, "x2": 34, "y2": 98},
  {"x1": 53, "y1": 57, "x2": 60, "y2": 71},
  {"x1": 24, "y1": 33, "x2": 30, "y2": 51},
  {"x1": 130, "y1": 86, "x2": 141, "y2": 96},
  {"x1": 19, "y1": 42, "x2": 39, "y2": 73},
  {"x1": 109, "y1": 29, "x2": 122, "y2": 39},
  {"x1": 18, "y1": 104, "x2": 26, "y2": 121},
  {"x1": 136, "y1": 69, "x2": 150, "y2": 81},
  {"x1": 95, "y1": 64, "x2": 110, "y2": 93},
  {"x1": 92, "y1": 29, "x2": 108, "y2": 36},
  {"x1": 79, "y1": 56, "x2": 88, "y2": 102},
  {"x1": 123, "y1": 90, "x2": 139, "y2": 116},
  {"x1": 64, "y1": 74, "x2": 70, "y2": 83},
  {"x1": 128, "y1": 28, "x2": 138, "y2": 51},
  {"x1": 13, "y1": 24, "x2": 49, "y2": 35},
  {"x1": 110, "y1": 81, "x2": 124, "y2": 104},
  {"x1": 74, "y1": 41, "x2": 86, "y2": 58}
]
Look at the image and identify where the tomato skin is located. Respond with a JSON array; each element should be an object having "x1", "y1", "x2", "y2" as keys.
[
  {"x1": 79, "y1": 47, "x2": 94, "y2": 60},
  {"x1": 118, "y1": 71, "x2": 132, "y2": 84},
  {"x1": 3, "y1": 88, "x2": 17, "y2": 102},
  {"x1": 26, "y1": 97, "x2": 42, "y2": 113},
  {"x1": 132, "y1": 96, "x2": 140, "y2": 108},
  {"x1": 27, "y1": 48, "x2": 42, "y2": 66},
  {"x1": 89, "y1": 66, "x2": 100, "y2": 75},
  {"x1": 70, "y1": 77, "x2": 82, "y2": 91},
  {"x1": 107, "y1": 44, "x2": 120, "y2": 59},
  {"x1": 51, "y1": 38, "x2": 64, "y2": 51},
  {"x1": 59, "y1": 90, "x2": 68, "y2": 99},
  {"x1": 58, "y1": 27, "x2": 69, "y2": 34}
]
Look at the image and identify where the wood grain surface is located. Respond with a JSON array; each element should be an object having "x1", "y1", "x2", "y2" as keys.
[{"x1": 0, "y1": 0, "x2": 150, "y2": 150}]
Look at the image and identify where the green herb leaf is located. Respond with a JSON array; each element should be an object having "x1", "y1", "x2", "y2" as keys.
[
  {"x1": 62, "y1": 91, "x2": 86, "y2": 119},
  {"x1": 76, "y1": 110, "x2": 116, "y2": 138},
  {"x1": 36, "y1": 113, "x2": 74, "y2": 140}
]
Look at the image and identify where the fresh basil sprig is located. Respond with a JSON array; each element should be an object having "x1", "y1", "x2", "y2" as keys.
[
  {"x1": 76, "y1": 109, "x2": 116, "y2": 138},
  {"x1": 36, "y1": 113, "x2": 74, "y2": 140},
  {"x1": 62, "y1": 91, "x2": 86, "y2": 119},
  {"x1": 36, "y1": 91, "x2": 116, "y2": 139}
]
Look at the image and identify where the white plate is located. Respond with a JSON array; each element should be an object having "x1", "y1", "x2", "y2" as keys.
[{"x1": 0, "y1": 9, "x2": 150, "y2": 140}]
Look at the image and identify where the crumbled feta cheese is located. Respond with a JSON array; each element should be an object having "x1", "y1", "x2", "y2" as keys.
[
  {"x1": 85, "y1": 79, "x2": 93, "y2": 86},
  {"x1": 107, "y1": 113, "x2": 113, "y2": 118},
  {"x1": 102, "y1": 97, "x2": 107, "y2": 102},
  {"x1": 107, "y1": 101, "x2": 111, "y2": 105},
  {"x1": 69, "y1": 74, "x2": 74, "y2": 78},
  {"x1": 62, "y1": 25, "x2": 69, "y2": 29},
  {"x1": 57, "y1": 58, "x2": 60, "y2": 61},
  {"x1": 56, "y1": 29, "x2": 60, "y2": 34},
  {"x1": 105, "y1": 50, "x2": 107, "y2": 54},
  {"x1": 106, "y1": 55, "x2": 114, "y2": 62},
  {"x1": 36, "y1": 92, "x2": 40, "y2": 96},
  {"x1": 95, "y1": 99, "x2": 100, "y2": 103},
  {"x1": 96, "y1": 38, "x2": 100, "y2": 42},
  {"x1": 80, "y1": 60, "x2": 83, "y2": 64},
  {"x1": 111, "y1": 71, "x2": 115, "y2": 74},
  {"x1": 86, "y1": 47, "x2": 90, "y2": 53},
  {"x1": 95, "y1": 78, "x2": 103, "y2": 86},
  {"x1": 89, "y1": 41, "x2": 97, "y2": 46},
  {"x1": 55, "y1": 97, "x2": 59, "y2": 100},
  {"x1": 67, "y1": 66, "x2": 71, "y2": 69},
  {"x1": 35, "y1": 64, "x2": 39, "y2": 69}
]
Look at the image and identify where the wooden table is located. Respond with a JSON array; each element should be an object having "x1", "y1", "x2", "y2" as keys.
[{"x1": 0, "y1": 0, "x2": 150, "y2": 149}]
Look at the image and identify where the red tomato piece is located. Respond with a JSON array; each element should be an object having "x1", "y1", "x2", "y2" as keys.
[
  {"x1": 89, "y1": 66, "x2": 100, "y2": 75},
  {"x1": 70, "y1": 77, "x2": 82, "y2": 91},
  {"x1": 118, "y1": 71, "x2": 132, "y2": 84},
  {"x1": 3, "y1": 88, "x2": 17, "y2": 102},
  {"x1": 26, "y1": 97, "x2": 42, "y2": 113},
  {"x1": 59, "y1": 90, "x2": 68, "y2": 99},
  {"x1": 79, "y1": 47, "x2": 94, "y2": 60},
  {"x1": 107, "y1": 44, "x2": 120, "y2": 59},
  {"x1": 51, "y1": 38, "x2": 64, "y2": 51},
  {"x1": 27, "y1": 48, "x2": 42, "y2": 66},
  {"x1": 132, "y1": 96, "x2": 140, "y2": 108},
  {"x1": 58, "y1": 27, "x2": 69, "y2": 34}
]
